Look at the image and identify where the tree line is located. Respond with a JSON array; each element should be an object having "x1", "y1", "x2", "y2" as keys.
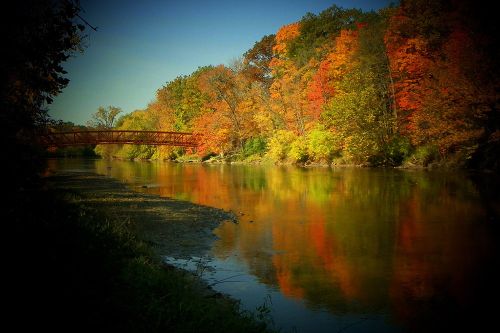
[{"x1": 64, "y1": 0, "x2": 500, "y2": 169}]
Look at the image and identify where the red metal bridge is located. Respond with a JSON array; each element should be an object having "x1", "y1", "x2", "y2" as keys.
[{"x1": 40, "y1": 130, "x2": 202, "y2": 148}]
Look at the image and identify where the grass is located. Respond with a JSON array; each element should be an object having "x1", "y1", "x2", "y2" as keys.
[{"x1": 4, "y1": 181, "x2": 274, "y2": 332}]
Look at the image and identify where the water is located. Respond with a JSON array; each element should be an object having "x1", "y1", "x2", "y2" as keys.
[{"x1": 47, "y1": 159, "x2": 500, "y2": 332}]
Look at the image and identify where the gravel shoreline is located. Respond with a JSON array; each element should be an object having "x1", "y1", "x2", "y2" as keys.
[{"x1": 47, "y1": 171, "x2": 237, "y2": 259}]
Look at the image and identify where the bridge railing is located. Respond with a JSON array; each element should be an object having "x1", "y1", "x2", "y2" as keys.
[{"x1": 39, "y1": 130, "x2": 202, "y2": 148}]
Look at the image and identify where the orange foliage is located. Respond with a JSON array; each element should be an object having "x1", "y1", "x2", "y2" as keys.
[
  {"x1": 272, "y1": 22, "x2": 300, "y2": 55},
  {"x1": 269, "y1": 52, "x2": 308, "y2": 134},
  {"x1": 196, "y1": 65, "x2": 262, "y2": 152},
  {"x1": 307, "y1": 29, "x2": 360, "y2": 119},
  {"x1": 410, "y1": 28, "x2": 485, "y2": 152},
  {"x1": 309, "y1": 217, "x2": 358, "y2": 299},
  {"x1": 385, "y1": 9, "x2": 488, "y2": 153},
  {"x1": 268, "y1": 27, "x2": 361, "y2": 135},
  {"x1": 192, "y1": 109, "x2": 232, "y2": 155}
]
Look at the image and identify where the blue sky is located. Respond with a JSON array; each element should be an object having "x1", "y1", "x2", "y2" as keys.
[{"x1": 49, "y1": 0, "x2": 392, "y2": 125}]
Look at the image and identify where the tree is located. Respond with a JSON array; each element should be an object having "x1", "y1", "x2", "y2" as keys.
[
  {"x1": 155, "y1": 66, "x2": 211, "y2": 132},
  {"x1": 243, "y1": 34, "x2": 276, "y2": 88},
  {"x1": 192, "y1": 108, "x2": 233, "y2": 156},
  {"x1": 287, "y1": 5, "x2": 365, "y2": 66},
  {"x1": 307, "y1": 128, "x2": 339, "y2": 162},
  {"x1": 322, "y1": 15, "x2": 401, "y2": 165},
  {"x1": 323, "y1": 69, "x2": 389, "y2": 164},
  {"x1": 267, "y1": 130, "x2": 297, "y2": 161},
  {"x1": 272, "y1": 22, "x2": 301, "y2": 57},
  {"x1": 104, "y1": 110, "x2": 157, "y2": 159},
  {"x1": 1, "y1": 0, "x2": 85, "y2": 131},
  {"x1": 88, "y1": 106, "x2": 123, "y2": 129},
  {"x1": 88, "y1": 105, "x2": 122, "y2": 159},
  {"x1": 307, "y1": 29, "x2": 361, "y2": 120},
  {"x1": 1, "y1": 0, "x2": 86, "y2": 188},
  {"x1": 385, "y1": 0, "x2": 498, "y2": 164},
  {"x1": 405, "y1": 28, "x2": 486, "y2": 155},
  {"x1": 197, "y1": 64, "x2": 259, "y2": 150},
  {"x1": 269, "y1": 23, "x2": 309, "y2": 135}
]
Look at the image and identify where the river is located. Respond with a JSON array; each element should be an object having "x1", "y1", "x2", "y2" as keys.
[{"x1": 47, "y1": 158, "x2": 499, "y2": 333}]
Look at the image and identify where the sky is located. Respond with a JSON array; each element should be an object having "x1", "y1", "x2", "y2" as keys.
[{"x1": 49, "y1": 0, "x2": 392, "y2": 125}]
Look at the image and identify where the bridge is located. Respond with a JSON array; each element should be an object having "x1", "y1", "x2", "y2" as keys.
[{"x1": 40, "y1": 130, "x2": 202, "y2": 148}]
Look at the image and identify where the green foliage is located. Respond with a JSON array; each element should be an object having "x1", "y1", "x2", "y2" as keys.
[
  {"x1": 118, "y1": 110, "x2": 157, "y2": 131},
  {"x1": 266, "y1": 130, "x2": 296, "y2": 162},
  {"x1": 152, "y1": 147, "x2": 185, "y2": 161},
  {"x1": 243, "y1": 137, "x2": 268, "y2": 157},
  {"x1": 370, "y1": 135, "x2": 413, "y2": 166},
  {"x1": 45, "y1": 120, "x2": 98, "y2": 158},
  {"x1": 321, "y1": 13, "x2": 401, "y2": 165},
  {"x1": 322, "y1": 71, "x2": 383, "y2": 164},
  {"x1": 174, "y1": 154, "x2": 201, "y2": 163},
  {"x1": 103, "y1": 110, "x2": 158, "y2": 160},
  {"x1": 47, "y1": 145, "x2": 98, "y2": 158},
  {"x1": 404, "y1": 145, "x2": 440, "y2": 167}
]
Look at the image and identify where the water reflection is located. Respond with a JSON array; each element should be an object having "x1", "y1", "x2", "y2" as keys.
[{"x1": 48, "y1": 159, "x2": 499, "y2": 332}]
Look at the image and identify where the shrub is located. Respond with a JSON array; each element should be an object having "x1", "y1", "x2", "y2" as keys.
[
  {"x1": 267, "y1": 130, "x2": 296, "y2": 161},
  {"x1": 289, "y1": 137, "x2": 309, "y2": 163},
  {"x1": 243, "y1": 137, "x2": 268, "y2": 157},
  {"x1": 405, "y1": 145, "x2": 440, "y2": 167},
  {"x1": 370, "y1": 135, "x2": 412, "y2": 166},
  {"x1": 307, "y1": 128, "x2": 339, "y2": 162}
]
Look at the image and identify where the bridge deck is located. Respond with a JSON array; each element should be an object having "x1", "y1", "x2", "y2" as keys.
[{"x1": 40, "y1": 130, "x2": 201, "y2": 148}]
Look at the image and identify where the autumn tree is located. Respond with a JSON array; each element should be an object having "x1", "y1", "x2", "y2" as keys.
[
  {"x1": 243, "y1": 34, "x2": 276, "y2": 89},
  {"x1": 269, "y1": 65, "x2": 310, "y2": 135},
  {"x1": 269, "y1": 22, "x2": 309, "y2": 135},
  {"x1": 385, "y1": 0, "x2": 499, "y2": 165},
  {"x1": 196, "y1": 64, "x2": 260, "y2": 152},
  {"x1": 156, "y1": 67, "x2": 211, "y2": 132},
  {"x1": 287, "y1": 5, "x2": 365, "y2": 66},
  {"x1": 322, "y1": 11, "x2": 404, "y2": 165},
  {"x1": 307, "y1": 29, "x2": 360, "y2": 121},
  {"x1": 87, "y1": 0, "x2": 498, "y2": 168},
  {"x1": 408, "y1": 29, "x2": 485, "y2": 156},
  {"x1": 192, "y1": 107, "x2": 233, "y2": 156}
]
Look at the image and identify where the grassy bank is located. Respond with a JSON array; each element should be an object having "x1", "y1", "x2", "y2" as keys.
[{"x1": 5, "y1": 175, "x2": 273, "y2": 332}]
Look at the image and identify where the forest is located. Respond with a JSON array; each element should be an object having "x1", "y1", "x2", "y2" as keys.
[{"x1": 61, "y1": 0, "x2": 499, "y2": 169}]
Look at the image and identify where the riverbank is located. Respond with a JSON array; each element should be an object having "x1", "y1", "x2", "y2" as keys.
[
  {"x1": 5, "y1": 171, "x2": 273, "y2": 332},
  {"x1": 47, "y1": 171, "x2": 238, "y2": 259},
  {"x1": 134, "y1": 152, "x2": 491, "y2": 171}
]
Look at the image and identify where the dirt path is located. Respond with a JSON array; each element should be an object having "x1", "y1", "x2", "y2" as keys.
[{"x1": 47, "y1": 172, "x2": 237, "y2": 259}]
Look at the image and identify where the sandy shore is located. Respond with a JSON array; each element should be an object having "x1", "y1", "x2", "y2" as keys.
[{"x1": 47, "y1": 171, "x2": 237, "y2": 259}]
